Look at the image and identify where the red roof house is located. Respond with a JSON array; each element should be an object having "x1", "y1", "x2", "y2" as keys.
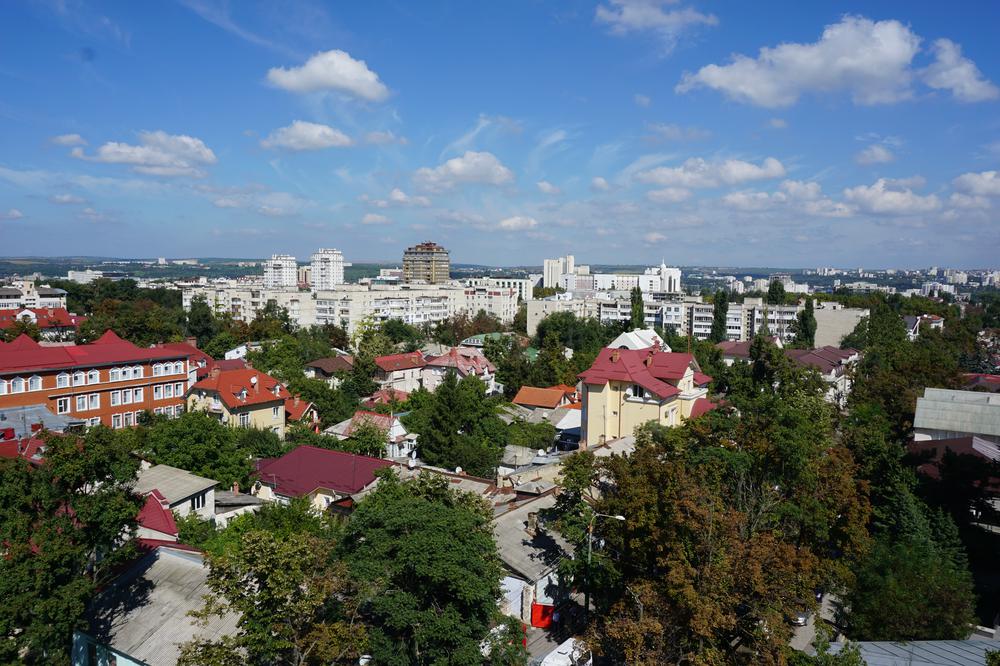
[
  {"x1": 137, "y1": 490, "x2": 179, "y2": 541},
  {"x1": 254, "y1": 445, "x2": 393, "y2": 504},
  {"x1": 0, "y1": 308, "x2": 86, "y2": 337}
]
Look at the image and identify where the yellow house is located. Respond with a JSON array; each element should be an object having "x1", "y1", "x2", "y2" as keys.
[
  {"x1": 578, "y1": 347, "x2": 715, "y2": 447},
  {"x1": 187, "y1": 367, "x2": 289, "y2": 439}
]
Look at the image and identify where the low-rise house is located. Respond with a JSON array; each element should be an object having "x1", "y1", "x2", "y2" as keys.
[
  {"x1": 962, "y1": 373, "x2": 1000, "y2": 393},
  {"x1": 284, "y1": 395, "x2": 318, "y2": 428},
  {"x1": 716, "y1": 336, "x2": 783, "y2": 366},
  {"x1": 253, "y1": 445, "x2": 393, "y2": 512},
  {"x1": 0, "y1": 307, "x2": 85, "y2": 339},
  {"x1": 422, "y1": 346, "x2": 499, "y2": 393},
  {"x1": 374, "y1": 351, "x2": 426, "y2": 392},
  {"x1": 361, "y1": 387, "x2": 410, "y2": 409},
  {"x1": 305, "y1": 354, "x2": 354, "y2": 387},
  {"x1": 73, "y1": 544, "x2": 238, "y2": 666},
  {"x1": 903, "y1": 313, "x2": 945, "y2": 341},
  {"x1": 607, "y1": 328, "x2": 670, "y2": 351},
  {"x1": 214, "y1": 488, "x2": 264, "y2": 527},
  {"x1": 913, "y1": 388, "x2": 1000, "y2": 444},
  {"x1": 187, "y1": 367, "x2": 290, "y2": 438},
  {"x1": 578, "y1": 347, "x2": 711, "y2": 447},
  {"x1": 784, "y1": 346, "x2": 860, "y2": 406},
  {"x1": 493, "y1": 493, "x2": 571, "y2": 629},
  {"x1": 136, "y1": 490, "x2": 179, "y2": 542},
  {"x1": 830, "y1": 639, "x2": 1000, "y2": 665},
  {"x1": 325, "y1": 410, "x2": 418, "y2": 459},
  {"x1": 135, "y1": 463, "x2": 217, "y2": 521},
  {"x1": 908, "y1": 436, "x2": 1000, "y2": 510},
  {"x1": 512, "y1": 386, "x2": 574, "y2": 413},
  {"x1": 0, "y1": 404, "x2": 82, "y2": 439}
]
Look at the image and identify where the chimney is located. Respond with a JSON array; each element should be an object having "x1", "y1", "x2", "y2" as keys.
[
  {"x1": 210, "y1": 366, "x2": 221, "y2": 378},
  {"x1": 294, "y1": 396, "x2": 300, "y2": 406},
  {"x1": 611, "y1": 350, "x2": 620, "y2": 363},
  {"x1": 526, "y1": 512, "x2": 538, "y2": 536},
  {"x1": 232, "y1": 481, "x2": 239, "y2": 493},
  {"x1": 186, "y1": 336, "x2": 198, "y2": 347}
]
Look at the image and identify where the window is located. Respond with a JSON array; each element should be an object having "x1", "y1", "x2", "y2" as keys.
[
  {"x1": 111, "y1": 391, "x2": 121, "y2": 406},
  {"x1": 272, "y1": 406, "x2": 280, "y2": 419},
  {"x1": 110, "y1": 367, "x2": 120, "y2": 382},
  {"x1": 123, "y1": 412, "x2": 133, "y2": 427},
  {"x1": 57, "y1": 373, "x2": 70, "y2": 388},
  {"x1": 112, "y1": 414, "x2": 122, "y2": 429},
  {"x1": 134, "y1": 411, "x2": 143, "y2": 423},
  {"x1": 29, "y1": 375, "x2": 42, "y2": 391},
  {"x1": 57, "y1": 397, "x2": 70, "y2": 414},
  {"x1": 133, "y1": 387, "x2": 143, "y2": 402},
  {"x1": 174, "y1": 361, "x2": 184, "y2": 375},
  {"x1": 239, "y1": 412, "x2": 250, "y2": 427},
  {"x1": 190, "y1": 493, "x2": 206, "y2": 511},
  {"x1": 154, "y1": 385, "x2": 163, "y2": 400},
  {"x1": 122, "y1": 390, "x2": 132, "y2": 405},
  {"x1": 175, "y1": 382, "x2": 184, "y2": 396},
  {"x1": 172, "y1": 405, "x2": 184, "y2": 418},
  {"x1": 121, "y1": 367, "x2": 132, "y2": 381},
  {"x1": 153, "y1": 363, "x2": 162, "y2": 377},
  {"x1": 76, "y1": 395, "x2": 87, "y2": 411},
  {"x1": 132, "y1": 365, "x2": 142, "y2": 378},
  {"x1": 630, "y1": 384, "x2": 644, "y2": 399},
  {"x1": 0, "y1": 380, "x2": 6, "y2": 395},
  {"x1": 88, "y1": 394, "x2": 99, "y2": 410},
  {"x1": 164, "y1": 384, "x2": 174, "y2": 399},
  {"x1": 11, "y1": 378, "x2": 25, "y2": 393},
  {"x1": 87, "y1": 417, "x2": 101, "y2": 427},
  {"x1": 87, "y1": 370, "x2": 99, "y2": 384},
  {"x1": 73, "y1": 371, "x2": 85, "y2": 386}
]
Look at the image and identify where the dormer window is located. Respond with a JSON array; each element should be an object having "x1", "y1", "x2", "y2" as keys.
[
  {"x1": 57, "y1": 372, "x2": 70, "y2": 388},
  {"x1": 239, "y1": 389, "x2": 248, "y2": 401},
  {"x1": 29, "y1": 375, "x2": 42, "y2": 391},
  {"x1": 87, "y1": 370, "x2": 100, "y2": 384},
  {"x1": 73, "y1": 371, "x2": 86, "y2": 386}
]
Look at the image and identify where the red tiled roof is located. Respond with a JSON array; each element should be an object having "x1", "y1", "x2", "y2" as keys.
[
  {"x1": 425, "y1": 347, "x2": 495, "y2": 376},
  {"x1": 153, "y1": 342, "x2": 211, "y2": 366},
  {"x1": 362, "y1": 388, "x2": 410, "y2": 408},
  {"x1": 963, "y1": 373, "x2": 1000, "y2": 392},
  {"x1": 690, "y1": 398, "x2": 719, "y2": 419},
  {"x1": 137, "y1": 490, "x2": 179, "y2": 537},
  {"x1": 0, "y1": 331, "x2": 190, "y2": 375},
  {"x1": 0, "y1": 436, "x2": 46, "y2": 463},
  {"x1": 716, "y1": 337, "x2": 780, "y2": 359},
  {"x1": 375, "y1": 351, "x2": 426, "y2": 372},
  {"x1": 342, "y1": 410, "x2": 394, "y2": 436},
  {"x1": 512, "y1": 386, "x2": 565, "y2": 409},
  {"x1": 255, "y1": 445, "x2": 393, "y2": 497},
  {"x1": 0, "y1": 308, "x2": 86, "y2": 330},
  {"x1": 578, "y1": 348, "x2": 703, "y2": 400},
  {"x1": 693, "y1": 372, "x2": 713, "y2": 387},
  {"x1": 284, "y1": 396, "x2": 315, "y2": 422},
  {"x1": 191, "y1": 368, "x2": 290, "y2": 409}
]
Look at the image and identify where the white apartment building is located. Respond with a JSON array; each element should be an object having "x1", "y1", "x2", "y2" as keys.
[
  {"x1": 66, "y1": 270, "x2": 105, "y2": 284},
  {"x1": 263, "y1": 254, "x2": 298, "y2": 288},
  {"x1": 462, "y1": 277, "x2": 534, "y2": 302},
  {"x1": 921, "y1": 281, "x2": 957, "y2": 297},
  {"x1": 543, "y1": 254, "x2": 575, "y2": 289},
  {"x1": 526, "y1": 295, "x2": 600, "y2": 336},
  {"x1": 0, "y1": 280, "x2": 68, "y2": 309},
  {"x1": 181, "y1": 282, "x2": 316, "y2": 326},
  {"x1": 310, "y1": 248, "x2": 350, "y2": 291}
]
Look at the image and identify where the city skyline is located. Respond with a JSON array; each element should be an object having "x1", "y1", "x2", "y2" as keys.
[{"x1": 1, "y1": 1, "x2": 999, "y2": 267}]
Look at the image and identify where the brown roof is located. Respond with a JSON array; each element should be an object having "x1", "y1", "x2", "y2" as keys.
[
  {"x1": 306, "y1": 355, "x2": 354, "y2": 375},
  {"x1": 784, "y1": 346, "x2": 858, "y2": 376},
  {"x1": 512, "y1": 386, "x2": 566, "y2": 409},
  {"x1": 375, "y1": 351, "x2": 426, "y2": 372}
]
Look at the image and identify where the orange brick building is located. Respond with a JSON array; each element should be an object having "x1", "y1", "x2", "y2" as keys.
[{"x1": 0, "y1": 331, "x2": 193, "y2": 428}]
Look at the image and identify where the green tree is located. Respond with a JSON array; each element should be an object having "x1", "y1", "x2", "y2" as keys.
[
  {"x1": 483, "y1": 335, "x2": 532, "y2": 399},
  {"x1": 630, "y1": 286, "x2": 645, "y2": 330},
  {"x1": 1, "y1": 319, "x2": 43, "y2": 342},
  {"x1": 767, "y1": 279, "x2": 786, "y2": 305},
  {"x1": 0, "y1": 428, "x2": 142, "y2": 664},
  {"x1": 180, "y1": 530, "x2": 367, "y2": 666},
  {"x1": 347, "y1": 417, "x2": 387, "y2": 458},
  {"x1": 339, "y1": 472, "x2": 505, "y2": 666},
  {"x1": 709, "y1": 289, "x2": 729, "y2": 343},
  {"x1": 530, "y1": 334, "x2": 575, "y2": 387},
  {"x1": 204, "y1": 331, "x2": 240, "y2": 360},
  {"x1": 186, "y1": 295, "x2": 218, "y2": 347},
  {"x1": 792, "y1": 297, "x2": 817, "y2": 348}
]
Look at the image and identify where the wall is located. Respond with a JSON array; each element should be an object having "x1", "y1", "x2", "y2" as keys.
[
  {"x1": 814, "y1": 306, "x2": 869, "y2": 347},
  {"x1": 186, "y1": 392, "x2": 286, "y2": 439}
]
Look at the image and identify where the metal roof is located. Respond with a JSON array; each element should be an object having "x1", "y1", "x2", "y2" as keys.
[
  {"x1": 0, "y1": 404, "x2": 82, "y2": 438},
  {"x1": 493, "y1": 493, "x2": 572, "y2": 582},
  {"x1": 830, "y1": 640, "x2": 999, "y2": 666},
  {"x1": 135, "y1": 464, "x2": 217, "y2": 505},
  {"x1": 914, "y1": 388, "x2": 1000, "y2": 438}
]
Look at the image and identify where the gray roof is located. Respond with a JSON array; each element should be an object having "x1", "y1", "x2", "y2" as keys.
[
  {"x1": 135, "y1": 464, "x2": 217, "y2": 505},
  {"x1": 85, "y1": 547, "x2": 239, "y2": 666},
  {"x1": 0, "y1": 404, "x2": 82, "y2": 438},
  {"x1": 914, "y1": 388, "x2": 1000, "y2": 438},
  {"x1": 830, "y1": 640, "x2": 999, "y2": 666},
  {"x1": 493, "y1": 493, "x2": 571, "y2": 582},
  {"x1": 36, "y1": 287, "x2": 67, "y2": 296},
  {"x1": 0, "y1": 288, "x2": 21, "y2": 296},
  {"x1": 213, "y1": 490, "x2": 264, "y2": 510}
]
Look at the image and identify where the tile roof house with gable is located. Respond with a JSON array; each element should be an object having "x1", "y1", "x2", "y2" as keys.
[
  {"x1": 374, "y1": 351, "x2": 426, "y2": 392},
  {"x1": 305, "y1": 354, "x2": 354, "y2": 388},
  {"x1": 0, "y1": 307, "x2": 86, "y2": 340},
  {"x1": 0, "y1": 331, "x2": 192, "y2": 429},
  {"x1": 422, "y1": 346, "x2": 499, "y2": 393},
  {"x1": 578, "y1": 347, "x2": 711, "y2": 447},
  {"x1": 326, "y1": 409, "x2": 417, "y2": 459},
  {"x1": 783, "y1": 346, "x2": 860, "y2": 406},
  {"x1": 187, "y1": 366, "x2": 290, "y2": 438},
  {"x1": 253, "y1": 445, "x2": 393, "y2": 512}
]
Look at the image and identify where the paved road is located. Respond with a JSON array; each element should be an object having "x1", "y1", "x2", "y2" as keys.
[{"x1": 790, "y1": 595, "x2": 840, "y2": 652}]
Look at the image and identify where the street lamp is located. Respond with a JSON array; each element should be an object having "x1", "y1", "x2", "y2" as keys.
[{"x1": 583, "y1": 513, "x2": 625, "y2": 620}]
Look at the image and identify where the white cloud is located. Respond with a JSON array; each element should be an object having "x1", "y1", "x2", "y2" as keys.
[
  {"x1": 843, "y1": 177, "x2": 941, "y2": 214},
  {"x1": 634, "y1": 93, "x2": 651, "y2": 107},
  {"x1": 591, "y1": 176, "x2": 611, "y2": 192},
  {"x1": 266, "y1": 49, "x2": 389, "y2": 101},
  {"x1": 78, "y1": 207, "x2": 113, "y2": 222},
  {"x1": 721, "y1": 180, "x2": 854, "y2": 217},
  {"x1": 803, "y1": 199, "x2": 854, "y2": 218},
  {"x1": 855, "y1": 144, "x2": 895, "y2": 165},
  {"x1": 646, "y1": 123, "x2": 710, "y2": 141},
  {"x1": 361, "y1": 213, "x2": 390, "y2": 225},
  {"x1": 769, "y1": 118, "x2": 788, "y2": 129},
  {"x1": 368, "y1": 188, "x2": 431, "y2": 208},
  {"x1": 596, "y1": 0, "x2": 718, "y2": 51},
  {"x1": 722, "y1": 190, "x2": 775, "y2": 211},
  {"x1": 50, "y1": 133, "x2": 87, "y2": 146},
  {"x1": 677, "y1": 16, "x2": 921, "y2": 107},
  {"x1": 414, "y1": 151, "x2": 514, "y2": 191},
  {"x1": 71, "y1": 130, "x2": 217, "y2": 177},
  {"x1": 953, "y1": 170, "x2": 1000, "y2": 197},
  {"x1": 537, "y1": 180, "x2": 561, "y2": 195},
  {"x1": 779, "y1": 180, "x2": 821, "y2": 200},
  {"x1": 637, "y1": 156, "x2": 785, "y2": 188},
  {"x1": 365, "y1": 130, "x2": 407, "y2": 145},
  {"x1": 949, "y1": 193, "x2": 991, "y2": 210},
  {"x1": 646, "y1": 187, "x2": 691, "y2": 203},
  {"x1": 213, "y1": 197, "x2": 242, "y2": 208},
  {"x1": 498, "y1": 215, "x2": 538, "y2": 231},
  {"x1": 0, "y1": 208, "x2": 24, "y2": 220},
  {"x1": 921, "y1": 39, "x2": 999, "y2": 103},
  {"x1": 644, "y1": 231, "x2": 667, "y2": 243},
  {"x1": 261, "y1": 120, "x2": 352, "y2": 151},
  {"x1": 49, "y1": 193, "x2": 86, "y2": 205}
]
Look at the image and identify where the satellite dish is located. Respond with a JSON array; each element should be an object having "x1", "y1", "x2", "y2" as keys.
[
  {"x1": 537, "y1": 449, "x2": 545, "y2": 457},
  {"x1": 455, "y1": 466, "x2": 463, "y2": 474},
  {"x1": 407, "y1": 459, "x2": 416, "y2": 469},
  {"x1": 250, "y1": 375, "x2": 257, "y2": 385}
]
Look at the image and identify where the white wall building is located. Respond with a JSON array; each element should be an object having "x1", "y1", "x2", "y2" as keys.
[
  {"x1": 543, "y1": 255, "x2": 575, "y2": 288},
  {"x1": 463, "y1": 277, "x2": 534, "y2": 302},
  {"x1": 310, "y1": 248, "x2": 349, "y2": 291},
  {"x1": 262, "y1": 254, "x2": 298, "y2": 289}
]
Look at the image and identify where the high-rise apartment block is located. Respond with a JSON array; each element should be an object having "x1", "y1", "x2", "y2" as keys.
[
  {"x1": 262, "y1": 254, "x2": 298, "y2": 288},
  {"x1": 403, "y1": 242, "x2": 450, "y2": 284},
  {"x1": 543, "y1": 254, "x2": 575, "y2": 288},
  {"x1": 310, "y1": 248, "x2": 350, "y2": 291}
]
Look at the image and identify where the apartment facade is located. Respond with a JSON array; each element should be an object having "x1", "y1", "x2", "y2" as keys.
[
  {"x1": 181, "y1": 282, "x2": 316, "y2": 326},
  {"x1": 462, "y1": 277, "x2": 534, "y2": 302},
  {"x1": 262, "y1": 254, "x2": 298, "y2": 288},
  {"x1": 403, "y1": 241, "x2": 450, "y2": 284},
  {"x1": 0, "y1": 331, "x2": 191, "y2": 429},
  {"x1": 310, "y1": 248, "x2": 350, "y2": 291},
  {"x1": 0, "y1": 280, "x2": 68, "y2": 309},
  {"x1": 187, "y1": 367, "x2": 289, "y2": 438}
]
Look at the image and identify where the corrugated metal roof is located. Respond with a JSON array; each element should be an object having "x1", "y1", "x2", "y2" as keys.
[
  {"x1": 830, "y1": 640, "x2": 999, "y2": 666},
  {"x1": 914, "y1": 389, "x2": 1000, "y2": 438}
]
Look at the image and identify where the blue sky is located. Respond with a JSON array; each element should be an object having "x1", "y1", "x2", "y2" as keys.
[{"x1": 1, "y1": 1, "x2": 999, "y2": 268}]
